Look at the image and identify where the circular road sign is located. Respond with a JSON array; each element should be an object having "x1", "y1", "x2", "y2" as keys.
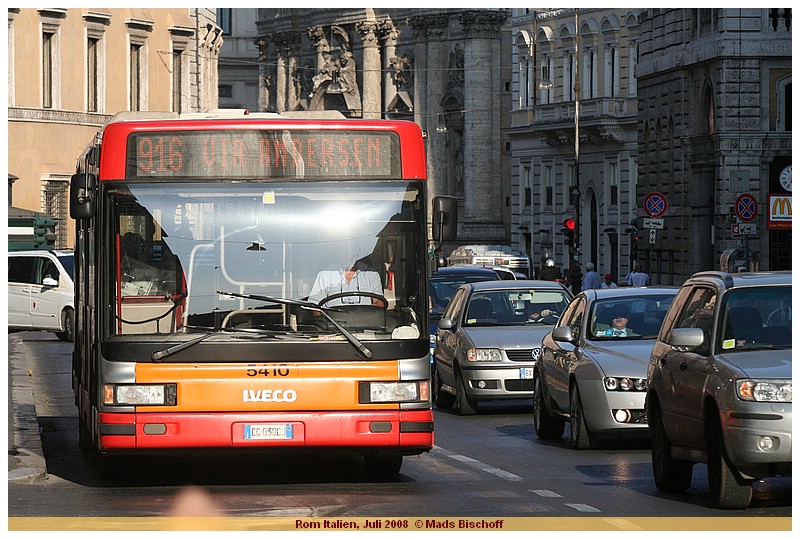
[
  {"x1": 735, "y1": 193, "x2": 758, "y2": 222},
  {"x1": 644, "y1": 192, "x2": 668, "y2": 218}
]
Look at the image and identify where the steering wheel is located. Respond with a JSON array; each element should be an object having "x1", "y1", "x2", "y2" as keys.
[
  {"x1": 531, "y1": 313, "x2": 559, "y2": 323},
  {"x1": 318, "y1": 291, "x2": 389, "y2": 310}
]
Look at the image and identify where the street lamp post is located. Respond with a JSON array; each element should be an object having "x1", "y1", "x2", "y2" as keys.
[{"x1": 569, "y1": 8, "x2": 582, "y2": 294}]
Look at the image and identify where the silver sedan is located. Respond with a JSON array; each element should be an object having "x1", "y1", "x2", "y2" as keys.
[
  {"x1": 433, "y1": 280, "x2": 572, "y2": 415},
  {"x1": 534, "y1": 287, "x2": 677, "y2": 449}
]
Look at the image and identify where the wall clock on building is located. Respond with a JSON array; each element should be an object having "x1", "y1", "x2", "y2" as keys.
[{"x1": 779, "y1": 165, "x2": 791, "y2": 191}]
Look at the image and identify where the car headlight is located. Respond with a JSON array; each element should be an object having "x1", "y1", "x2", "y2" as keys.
[
  {"x1": 736, "y1": 379, "x2": 792, "y2": 402},
  {"x1": 603, "y1": 377, "x2": 647, "y2": 392},
  {"x1": 467, "y1": 348, "x2": 502, "y2": 362}
]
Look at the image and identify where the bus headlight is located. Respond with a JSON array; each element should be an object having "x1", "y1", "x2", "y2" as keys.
[
  {"x1": 359, "y1": 381, "x2": 430, "y2": 403},
  {"x1": 105, "y1": 384, "x2": 177, "y2": 406}
]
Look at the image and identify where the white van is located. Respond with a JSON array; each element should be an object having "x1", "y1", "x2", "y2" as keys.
[{"x1": 8, "y1": 250, "x2": 75, "y2": 341}]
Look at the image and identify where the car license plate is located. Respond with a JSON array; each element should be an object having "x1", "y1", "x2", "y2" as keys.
[
  {"x1": 519, "y1": 368, "x2": 534, "y2": 379},
  {"x1": 244, "y1": 423, "x2": 293, "y2": 440}
]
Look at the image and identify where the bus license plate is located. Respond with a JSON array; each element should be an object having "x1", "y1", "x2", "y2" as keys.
[
  {"x1": 244, "y1": 423, "x2": 293, "y2": 440},
  {"x1": 519, "y1": 368, "x2": 533, "y2": 379}
]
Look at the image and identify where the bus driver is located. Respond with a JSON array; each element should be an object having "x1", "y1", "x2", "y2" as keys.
[{"x1": 308, "y1": 252, "x2": 384, "y2": 308}]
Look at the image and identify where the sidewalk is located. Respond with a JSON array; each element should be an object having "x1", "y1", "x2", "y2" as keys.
[{"x1": 7, "y1": 333, "x2": 48, "y2": 483}]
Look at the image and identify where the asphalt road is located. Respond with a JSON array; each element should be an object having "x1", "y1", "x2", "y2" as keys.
[{"x1": 7, "y1": 331, "x2": 792, "y2": 531}]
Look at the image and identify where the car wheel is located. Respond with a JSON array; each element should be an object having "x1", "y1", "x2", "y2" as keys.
[
  {"x1": 534, "y1": 374, "x2": 565, "y2": 439},
  {"x1": 364, "y1": 455, "x2": 403, "y2": 477},
  {"x1": 649, "y1": 401, "x2": 693, "y2": 492},
  {"x1": 455, "y1": 370, "x2": 477, "y2": 416},
  {"x1": 56, "y1": 308, "x2": 74, "y2": 342},
  {"x1": 707, "y1": 417, "x2": 752, "y2": 509},
  {"x1": 569, "y1": 384, "x2": 593, "y2": 449},
  {"x1": 433, "y1": 366, "x2": 455, "y2": 409}
]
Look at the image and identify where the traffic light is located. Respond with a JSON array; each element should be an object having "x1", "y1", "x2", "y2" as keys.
[
  {"x1": 627, "y1": 218, "x2": 640, "y2": 262},
  {"x1": 561, "y1": 218, "x2": 575, "y2": 246},
  {"x1": 33, "y1": 214, "x2": 56, "y2": 249}
]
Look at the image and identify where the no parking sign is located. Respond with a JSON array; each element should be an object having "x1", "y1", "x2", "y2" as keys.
[
  {"x1": 644, "y1": 192, "x2": 668, "y2": 218},
  {"x1": 735, "y1": 193, "x2": 758, "y2": 222}
]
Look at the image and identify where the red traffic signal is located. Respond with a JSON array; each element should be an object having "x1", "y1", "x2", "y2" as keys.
[{"x1": 562, "y1": 218, "x2": 575, "y2": 230}]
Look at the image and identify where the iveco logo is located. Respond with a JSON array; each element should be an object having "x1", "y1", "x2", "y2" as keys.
[
  {"x1": 243, "y1": 389, "x2": 297, "y2": 402},
  {"x1": 531, "y1": 348, "x2": 541, "y2": 361}
]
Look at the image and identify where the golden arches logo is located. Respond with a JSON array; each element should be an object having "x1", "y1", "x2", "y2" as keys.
[{"x1": 771, "y1": 196, "x2": 792, "y2": 217}]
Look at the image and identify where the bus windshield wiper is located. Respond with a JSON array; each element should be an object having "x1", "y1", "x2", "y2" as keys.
[
  {"x1": 151, "y1": 325, "x2": 282, "y2": 361},
  {"x1": 217, "y1": 290, "x2": 374, "y2": 359}
]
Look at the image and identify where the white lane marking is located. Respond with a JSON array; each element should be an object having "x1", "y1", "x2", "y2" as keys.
[
  {"x1": 529, "y1": 490, "x2": 562, "y2": 498},
  {"x1": 565, "y1": 503, "x2": 601, "y2": 513},
  {"x1": 433, "y1": 445, "x2": 523, "y2": 481}
]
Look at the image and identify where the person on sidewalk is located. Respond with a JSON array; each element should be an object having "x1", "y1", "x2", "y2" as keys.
[
  {"x1": 626, "y1": 263, "x2": 650, "y2": 287},
  {"x1": 582, "y1": 262, "x2": 603, "y2": 290},
  {"x1": 601, "y1": 274, "x2": 618, "y2": 289}
]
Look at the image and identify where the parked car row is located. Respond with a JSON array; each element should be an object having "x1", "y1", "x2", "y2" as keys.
[{"x1": 429, "y1": 269, "x2": 791, "y2": 510}]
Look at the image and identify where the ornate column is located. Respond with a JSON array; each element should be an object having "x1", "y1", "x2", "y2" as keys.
[
  {"x1": 272, "y1": 31, "x2": 300, "y2": 113},
  {"x1": 460, "y1": 10, "x2": 508, "y2": 238},
  {"x1": 408, "y1": 13, "x2": 450, "y2": 242},
  {"x1": 380, "y1": 21, "x2": 399, "y2": 113},
  {"x1": 255, "y1": 36, "x2": 273, "y2": 112},
  {"x1": 356, "y1": 20, "x2": 381, "y2": 119}
]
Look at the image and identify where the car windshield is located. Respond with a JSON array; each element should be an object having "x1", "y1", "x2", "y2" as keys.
[
  {"x1": 588, "y1": 295, "x2": 675, "y2": 340},
  {"x1": 57, "y1": 253, "x2": 74, "y2": 279},
  {"x1": 718, "y1": 286, "x2": 791, "y2": 351},
  {"x1": 463, "y1": 289, "x2": 571, "y2": 327}
]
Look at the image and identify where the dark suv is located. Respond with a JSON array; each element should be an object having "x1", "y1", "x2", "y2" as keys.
[{"x1": 646, "y1": 271, "x2": 791, "y2": 509}]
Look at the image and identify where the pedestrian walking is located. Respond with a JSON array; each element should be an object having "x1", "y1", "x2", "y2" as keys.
[
  {"x1": 582, "y1": 262, "x2": 603, "y2": 290},
  {"x1": 601, "y1": 273, "x2": 618, "y2": 288},
  {"x1": 626, "y1": 263, "x2": 650, "y2": 287}
]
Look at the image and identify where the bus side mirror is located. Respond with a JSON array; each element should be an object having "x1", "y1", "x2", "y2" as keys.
[
  {"x1": 432, "y1": 195, "x2": 457, "y2": 242},
  {"x1": 70, "y1": 173, "x2": 97, "y2": 220}
]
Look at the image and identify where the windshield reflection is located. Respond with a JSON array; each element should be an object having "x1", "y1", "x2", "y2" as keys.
[{"x1": 106, "y1": 181, "x2": 425, "y2": 342}]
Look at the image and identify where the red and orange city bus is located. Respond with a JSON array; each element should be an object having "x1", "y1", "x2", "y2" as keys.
[{"x1": 69, "y1": 110, "x2": 457, "y2": 477}]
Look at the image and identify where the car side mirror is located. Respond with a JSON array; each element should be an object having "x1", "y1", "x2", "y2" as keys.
[
  {"x1": 551, "y1": 325, "x2": 576, "y2": 343},
  {"x1": 667, "y1": 328, "x2": 705, "y2": 351},
  {"x1": 42, "y1": 277, "x2": 58, "y2": 287},
  {"x1": 438, "y1": 318, "x2": 454, "y2": 331}
]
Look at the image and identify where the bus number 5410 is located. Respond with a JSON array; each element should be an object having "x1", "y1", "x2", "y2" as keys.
[{"x1": 246, "y1": 364, "x2": 291, "y2": 377}]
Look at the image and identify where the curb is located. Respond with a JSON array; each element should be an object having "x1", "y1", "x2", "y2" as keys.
[{"x1": 8, "y1": 334, "x2": 48, "y2": 483}]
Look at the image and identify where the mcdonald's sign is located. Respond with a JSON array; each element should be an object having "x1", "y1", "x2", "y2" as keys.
[{"x1": 768, "y1": 194, "x2": 792, "y2": 229}]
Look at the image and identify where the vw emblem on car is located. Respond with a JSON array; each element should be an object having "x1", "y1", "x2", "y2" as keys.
[{"x1": 531, "y1": 347, "x2": 541, "y2": 361}]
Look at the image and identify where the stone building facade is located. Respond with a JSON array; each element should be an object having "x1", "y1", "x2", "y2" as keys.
[
  {"x1": 507, "y1": 8, "x2": 643, "y2": 282},
  {"x1": 636, "y1": 9, "x2": 792, "y2": 282},
  {"x1": 7, "y1": 8, "x2": 221, "y2": 249},
  {"x1": 217, "y1": 8, "x2": 260, "y2": 111},
  {"x1": 252, "y1": 8, "x2": 512, "y2": 248}
]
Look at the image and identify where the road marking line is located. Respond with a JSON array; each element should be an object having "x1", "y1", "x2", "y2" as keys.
[
  {"x1": 565, "y1": 503, "x2": 601, "y2": 513},
  {"x1": 529, "y1": 490, "x2": 562, "y2": 498},
  {"x1": 433, "y1": 445, "x2": 522, "y2": 481}
]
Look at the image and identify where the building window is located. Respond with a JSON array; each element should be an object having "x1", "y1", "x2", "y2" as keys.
[
  {"x1": 521, "y1": 165, "x2": 532, "y2": 207},
  {"x1": 172, "y1": 49, "x2": 184, "y2": 113},
  {"x1": 219, "y1": 84, "x2": 233, "y2": 99},
  {"x1": 87, "y1": 37, "x2": 99, "y2": 112},
  {"x1": 217, "y1": 8, "x2": 232, "y2": 36},
  {"x1": 627, "y1": 44, "x2": 637, "y2": 97},
  {"x1": 42, "y1": 176, "x2": 69, "y2": 249},
  {"x1": 776, "y1": 76, "x2": 791, "y2": 131},
  {"x1": 42, "y1": 31, "x2": 55, "y2": 108},
  {"x1": 542, "y1": 165, "x2": 554, "y2": 207},
  {"x1": 130, "y1": 43, "x2": 142, "y2": 111},
  {"x1": 608, "y1": 160, "x2": 619, "y2": 206},
  {"x1": 605, "y1": 46, "x2": 618, "y2": 98}
]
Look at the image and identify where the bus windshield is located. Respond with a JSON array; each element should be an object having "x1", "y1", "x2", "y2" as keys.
[{"x1": 106, "y1": 180, "x2": 425, "y2": 342}]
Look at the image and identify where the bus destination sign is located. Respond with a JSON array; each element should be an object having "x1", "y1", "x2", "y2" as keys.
[{"x1": 126, "y1": 130, "x2": 400, "y2": 180}]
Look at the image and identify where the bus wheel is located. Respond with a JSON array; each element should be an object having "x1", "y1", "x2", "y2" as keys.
[
  {"x1": 78, "y1": 412, "x2": 95, "y2": 453},
  {"x1": 364, "y1": 455, "x2": 402, "y2": 476}
]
